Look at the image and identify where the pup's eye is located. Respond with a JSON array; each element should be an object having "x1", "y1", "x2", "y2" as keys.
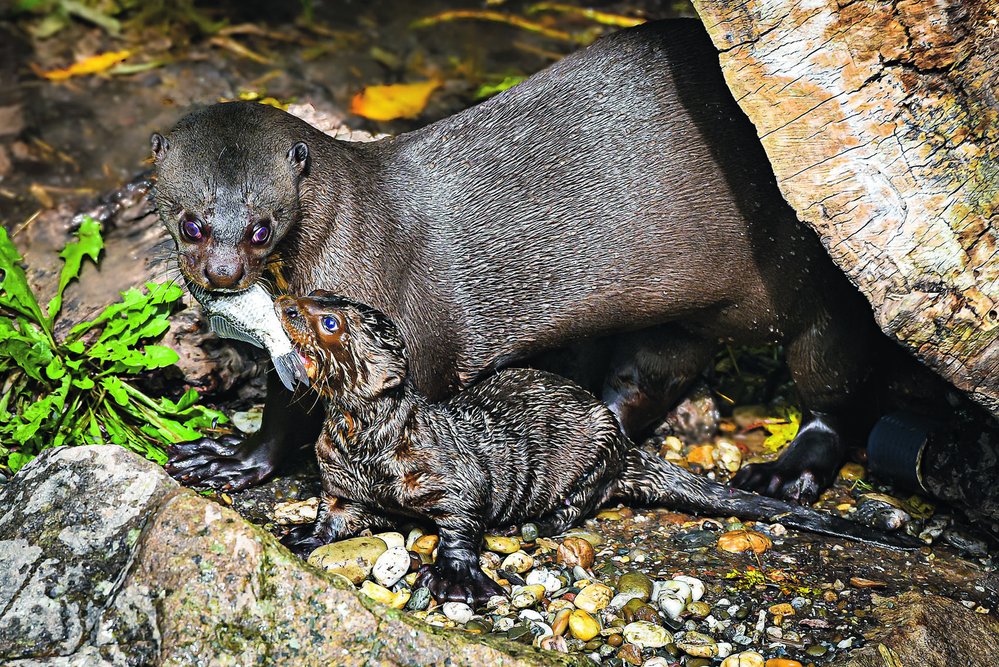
[
  {"x1": 250, "y1": 221, "x2": 271, "y2": 245},
  {"x1": 321, "y1": 316, "x2": 340, "y2": 333},
  {"x1": 180, "y1": 217, "x2": 204, "y2": 241}
]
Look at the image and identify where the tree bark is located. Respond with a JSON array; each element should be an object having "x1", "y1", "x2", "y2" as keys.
[{"x1": 691, "y1": 0, "x2": 999, "y2": 415}]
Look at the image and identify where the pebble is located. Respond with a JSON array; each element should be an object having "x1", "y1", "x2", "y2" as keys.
[
  {"x1": 622, "y1": 621, "x2": 673, "y2": 648},
  {"x1": 617, "y1": 642, "x2": 643, "y2": 665},
  {"x1": 512, "y1": 584, "x2": 546, "y2": 608},
  {"x1": 644, "y1": 658, "x2": 671, "y2": 667},
  {"x1": 677, "y1": 631, "x2": 719, "y2": 657},
  {"x1": 271, "y1": 497, "x2": 319, "y2": 525},
  {"x1": 717, "y1": 530, "x2": 772, "y2": 554},
  {"x1": 406, "y1": 586, "x2": 431, "y2": 611},
  {"x1": 557, "y1": 537, "x2": 596, "y2": 569},
  {"x1": 768, "y1": 602, "x2": 795, "y2": 617},
  {"x1": 521, "y1": 523, "x2": 539, "y2": 542},
  {"x1": 659, "y1": 579, "x2": 693, "y2": 603},
  {"x1": 372, "y1": 531, "x2": 406, "y2": 550},
  {"x1": 805, "y1": 644, "x2": 828, "y2": 657},
  {"x1": 687, "y1": 601, "x2": 711, "y2": 619},
  {"x1": 561, "y1": 529, "x2": 604, "y2": 546},
  {"x1": 552, "y1": 608, "x2": 571, "y2": 636},
  {"x1": 308, "y1": 536, "x2": 388, "y2": 584},
  {"x1": 574, "y1": 583, "x2": 613, "y2": 613},
  {"x1": 502, "y1": 550, "x2": 535, "y2": 573},
  {"x1": 721, "y1": 651, "x2": 765, "y2": 667},
  {"x1": 617, "y1": 571, "x2": 654, "y2": 601},
  {"x1": 442, "y1": 601, "x2": 474, "y2": 624},
  {"x1": 673, "y1": 575, "x2": 705, "y2": 602},
  {"x1": 765, "y1": 660, "x2": 803, "y2": 667},
  {"x1": 359, "y1": 580, "x2": 396, "y2": 606},
  {"x1": 412, "y1": 534, "x2": 439, "y2": 555},
  {"x1": 660, "y1": 596, "x2": 686, "y2": 620},
  {"x1": 569, "y1": 609, "x2": 601, "y2": 641},
  {"x1": 485, "y1": 535, "x2": 521, "y2": 554},
  {"x1": 715, "y1": 439, "x2": 742, "y2": 472},
  {"x1": 371, "y1": 547, "x2": 411, "y2": 587}
]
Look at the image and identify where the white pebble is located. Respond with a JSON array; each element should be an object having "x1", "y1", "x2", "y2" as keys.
[
  {"x1": 372, "y1": 547, "x2": 410, "y2": 588},
  {"x1": 501, "y1": 550, "x2": 535, "y2": 573},
  {"x1": 660, "y1": 579, "x2": 693, "y2": 603},
  {"x1": 519, "y1": 609, "x2": 544, "y2": 622},
  {"x1": 525, "y1": 567, "x2": 562, "y2": 594},
  {"x1": 372, "y1": 531, "x2": 405, "y2": 550},
  {"x1": 660, "y1": 596, "x2": 686, "y2": 620},
  {"x1": 673, "y1": 575, "x2": 705, "y2": 602},
  {"x1": 442, "y1": 602, "x2": 473, "y2": 624}
]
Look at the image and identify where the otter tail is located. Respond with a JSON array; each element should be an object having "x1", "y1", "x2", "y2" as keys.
[{"x1": 618, "y1": 449, "x2": 919, "y2": 550}]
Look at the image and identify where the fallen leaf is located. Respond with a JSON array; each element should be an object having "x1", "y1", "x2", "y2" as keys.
[
  {"x1": 350, "y1": 80, "x2": 441, "y2": 121},
  {"x1": 35, "y1": 50, "x2": 131, "y2": 81}
]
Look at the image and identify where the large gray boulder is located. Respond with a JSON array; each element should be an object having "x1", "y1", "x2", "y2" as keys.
[{"x1": 0, "y1": 446, "x2": 578, "y2": 666}]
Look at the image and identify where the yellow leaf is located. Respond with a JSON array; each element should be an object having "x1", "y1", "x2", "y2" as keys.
[
  {"x1": 350, "y1": 80, "x2": 441, "y2": 122},
  {"x1": 762, "y1": 405, "x2": 802, "y2": 453},
  {"x1": 36, "y1": 50, "x2": 132, "y2": 81}
]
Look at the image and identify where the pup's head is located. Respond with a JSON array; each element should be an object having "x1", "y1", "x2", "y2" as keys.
[
  {"x1": 275, "y1": 291, "x2": 407, "y2": 402},
  {"x1": 151, "y1": 102, "x2": 314, "y2": 293}
]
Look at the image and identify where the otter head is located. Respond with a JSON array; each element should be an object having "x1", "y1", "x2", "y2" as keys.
[
  {"x1": 150, "y1": 102, "x2": 312, "y2": 293},
  {"x1": 275, "y1": 291, "x2": 407, "y2": 402}
]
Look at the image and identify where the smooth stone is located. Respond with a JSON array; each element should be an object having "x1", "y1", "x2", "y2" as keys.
[
  {"x1": 617, "y1": 642, "x2": 643, "y2": 665},
  {"x1": 660, "y1": 579, "x2": 693, "y2": 604},
  {"x1": 569, "y1": 609, "x2": 601, "y2": 641},
  {"x1": 717, "y1": 530, "x2": 772, "y2": 554},
  {"x1": 405, "y1": 586, "x2": 431, "y2": 611},
  {"x1": 307, "y1": 536, "x2": 388, "y2": 584},
  {"x1": 765, "y1": 660, "x2": 803, "y2": 667},
  {"x1": 672, "y1": 575, "x2": 705, "y2": 602},
  {"x1": 677, "y1": 631, "x2": 718, "y2": 657},
  {"x1": 644, "y1": 658, "x2": 671, "y2": 667},
  {"x1": 271, "y1": 497, "x2": 319, "y2": 525},
  {"x1": 502, "y1": 550, "x2": 535, "y2": 574},
  {"x1": 721, "y1": 652, "x2": 765, "y2": 667},
  {"x1": 552, "y1": 608, "x2": 571, "y2": 636},
  {"x1": 575, "y1": 583, "x2": 614, "y2": 613},
  {"x1": 622, "y1": 620, "x2": 673, "y2": 648},
  {"x1": 412, "y1": 534, "x2": 439, "y2": 555},
  {"x1": 660, "y1": 596, "x2": 686, "y2": 620},
  {"x1": 686, "y1": 601, "x2": 712, "y2": 619},
  {"x1": 507, "y1": 624, "x2": 532, "y2": 642},
  {"x1": 525, "y1": 567, "x2": 561, "y2": 594},
  {"x1": 372, "y1": 531, "x2": 405, "y2": 550},
  {"x1": 561, "y1": 529, "x2": 604, "y2": 546},
  {"x1": 484, "y1": 535, "x2": 521, "y2": 554},
  {"x1": 359, "y1": 581, "x2": 396, "y2": 606},
  {"x1": 519, "y1": 609, "x2": 544, "y2": 622},
  {"x1": 466, "y1": 618, "x2": 493, "y2": 634},
  {"x1": 805, "y1": 644, "x2": 828, "y2": 657},
  {"x1": 617, "y1": 571, "x2": 654, "y2": 601},
  {"x1": 442, "y1": 601, "x2": 474, "y2": 624},
  {"x1": 675, "y1": 530, "x2": 718, "y2": 548},
  {"x1": 372, "y1": 546, "x2": 411, "y2": 587},
  {"x1": 557, "y1": 537, "x2": 596, "y2": 569},
  {"x1": 512, "y1": 584, "x2": 545, "y2": 608},
  {"x1": 521, "y1": 523, "x2": 539, "y2": 542}
]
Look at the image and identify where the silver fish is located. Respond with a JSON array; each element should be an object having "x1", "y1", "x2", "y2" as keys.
[{"x1": 186, "y1": 282, "x2": 308, "y2": 391}]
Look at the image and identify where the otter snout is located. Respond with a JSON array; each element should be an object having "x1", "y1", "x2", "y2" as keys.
[{"x1": 203, "y1": 258, "x2": 246, "y2": 290}]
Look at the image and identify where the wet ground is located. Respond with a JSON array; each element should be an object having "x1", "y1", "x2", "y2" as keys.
[{"x1": 3, "y1": 2, "x2": 997, "y2": 664}]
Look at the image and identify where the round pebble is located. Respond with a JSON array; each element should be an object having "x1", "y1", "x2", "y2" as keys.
[
  {"x1": 557, "y1": 537, "x2": 595, "y2": 569},
  {"x1": 569, "y1": 609, "x2": 601, "y2": 641},
  {"x1": 372, "y1": 531, "x2": 405, "y2": 550},
  {"x1": 521, "y1": 523, "x2": 539, "y2": 542},
  {"x1": 525, "y1": 568, "x2": 562, "y2": 594},
  {"x1": 617, "y1": 571, "x2": 654, "y2": 601},
  {"x1": 372, "y1": 547, "x2": 411, "y2": 588},
  {"x1": 717, "y1": 530, "x2": 772, "y2": 554},
  {"x1": 622, "y1": 620, "x2": 673, "y2": 648},
  {"x1": 721, "y1": 652, "x2": 765, "y2": 667},
  {"x1": 412, "y1": 534, "x2": 439, "y2": 555},
  {"x1": 307, "y1": 536, "x2": 387, "y2": 584},
  {"x1": 502, "y1": 550, "x2": 535, "y2": 574},
  {"x1": 672, "y1": 575, "x2": 705, "y2": 602},
  {"x1": 765, "y1": 660, "x2": 803, "y2": 667},
  {"x1": 686, "y1": 601, "x2": 711, "y2": 619},
  {"x1": 512, "y1": 584, "x2": 545, "y2": 608},
  {"x1": 574, "y1": 583, "x2": 613, "y2": 613},
  {"x1": 617, "y1": 642, "x2": 643, "y2": 665},
  {"x1": 484, "y1": 535, "x2": 521, "y2": 554},
  {"x1": 678, "y1": 631, "x2": 719, "y2": 657},
  {"x1": 406, "y1": 586, "x2": 431, "y2": 611},
  {"x1": 442, "y1": 601, "x2": 474, "y2": 624}
]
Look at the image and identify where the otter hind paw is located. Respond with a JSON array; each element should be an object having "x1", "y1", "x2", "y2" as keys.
[{"x1": 416, "y1": 557, "x2": 506, "y2": 606}]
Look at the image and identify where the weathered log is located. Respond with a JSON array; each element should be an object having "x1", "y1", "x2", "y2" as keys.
[{"x1": 692, "y1": 0, "x2": 999, "y2": 415}]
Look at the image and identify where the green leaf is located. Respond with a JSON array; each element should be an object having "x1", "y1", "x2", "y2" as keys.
[
  {"x1": 7, "y1": 452, "x2": 33, "y2": 474},
  {"x1": 141, "y1": 345, "x2": 180, "y2": 369},
  {"x1": 45, "y1": 356, "x2": 65, "y2": 379},
  {"x1": 0, "y1": 227, "x2": 48, "y2": 329},
  {"x1": 101, "y1": 376, "x2": 129, "y2": 406},
  {"x1": 47, "y1": 215, "x2": 103, "y2": 325}
]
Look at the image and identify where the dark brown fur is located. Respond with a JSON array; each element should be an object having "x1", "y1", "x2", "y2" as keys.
[
  {"x1": 276, "y1": 292, "x2": 915, "y2": 605},
  {"x1": 156, "y1": 19, "x2": 895, "y2": 504}
]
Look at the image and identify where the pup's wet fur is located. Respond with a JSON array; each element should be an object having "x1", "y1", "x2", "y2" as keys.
[{"x1": 277, "y1": 291, "x2": 917, "y2": 606}]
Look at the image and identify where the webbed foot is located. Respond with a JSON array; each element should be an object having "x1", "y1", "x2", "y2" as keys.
[
  {"x1": 280, "y1": 523, "x2": 327, "y2": 558},
  {"x1": 165, "y1": 434, "x2": 278, "y2": 491},
  {"x1": 416, "y1": 551, "x2": 506, "y2": 606}
]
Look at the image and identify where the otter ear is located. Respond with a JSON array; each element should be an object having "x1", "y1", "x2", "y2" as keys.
[
  {"x1": 287, "y1": 141, "x2": 309, "y2": 175},
  {"x1": 150, "y1": 133, "x2": 170, "y2": 161},
  {"x1": 361, "y1": 356, "x2": 406, "y2": 399}
]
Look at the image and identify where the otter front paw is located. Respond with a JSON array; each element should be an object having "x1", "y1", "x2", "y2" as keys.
[
  {"x1": 280, "y1": 523, "x2": 328, "y2": 559},
  {"x1": 165, "y1": 434, "x2": 277, "y2": 491},
  {"x1": 416, "y1": 553, "x2": 506, "y2": 606}
]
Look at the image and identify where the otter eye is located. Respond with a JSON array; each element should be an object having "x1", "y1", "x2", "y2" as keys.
[
  {"x1": 250, "y1": 222, "x2": 271, "y2": 245},
  {"x1": 321, "y1": 316, "x2": 340, "y2": 334},
  {"x1": 180, "y1": 218, "x2": 204, "y2": 242}
]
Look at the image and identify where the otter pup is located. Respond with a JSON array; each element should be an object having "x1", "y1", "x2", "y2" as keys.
[
  {"x1": 276, "y1": 292, "x2": 915, "y2": 605},
  {"x1": 156, "y1": 19, "x2": 900, "y2": 505}
]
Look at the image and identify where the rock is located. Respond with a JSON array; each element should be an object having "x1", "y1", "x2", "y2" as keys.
[
  {"x1": 843, "y1": 592, "x2": 999, "y2": 667},
  {"x1": 560, "y1": 529, "x2": 604, "y2": 547},
  {"x1": 557, "y1": 537, "x2": 595, "y2": 569},
  {"x1": 359, "y1": 580, "x2": 402, "y2": 607},
  {"x1": 678, "y1": 631, "x2": 719, "y2": 657},
  {"x1": 574, "y1": 583, "x2": 614, "y2": 613},
  {"x1": 765, "y1": 659, "x2": 802, "y2": 667},
  {"x1": 0, "y1": 446, "x2": 569, "y2": 666},
  {"x1": 673, "y1": 575, "x2": 705, "y2": 601},
  {"x1": 443, "y1": 602, "x2": 474, "y2": 624},
  {"x1": 618, "y1": 642, "x2": 643, "y2": 665},
  {"x1": 272, "y1": 497, "x2": 320, "y2": 525},
  {"x1": 502, "y1": 550, "x2": 535, "y2": 573},
  {"x1": 407, "y1": 586, "x2": 432, "y2": 611},
  {"x1": 373, "y1": 531, "x2": 406, "y2": 550},
  {"x1": 512, "y1": 585, "x2": 545, "y2": 608},
  {"x1": 525, "y1": 567, "x2": 562, "y2": 594},
  {"x1": 617, "y1": 571, "x2": 654, "y2": 601},
  {"x1": 660, "y1": 596, "x2": 686, "y2": 620},
  {"x1": 412, "y1": 533, "x2": 439, "y2": 555},
  {"x1": 717, "y1": 530, "x2": 772, "y2": 554},
  {"x1": 484, "y1": 534, "x2": 521, "y2": 554},
  {"x1": 686, "y1": 444, "x2": 717, "y2": 469},
  {"x1": 714, "y1": 439, "x2": 742, "y2": 472},
  {"x1": 722, "y1": 651, "x2": 765, "y2": 667},
  {"x1": 659, "y1": 579, "x2": 693, "y2": 603},
  {"x1": 372, "y1": 546, "x2": 411, "y2": 587},
  {"x1": 521, "y1": 523, "x2": 539, "y2": 542},
  {"x1": 308, "y1": 536, "x2": 388, "y2": 584},
  {"x1": 687, "y1": 601, "x2": 711, "y2": 619},
  {"x1": 569, "y1": 609, "x2": 601, "y2": 641},
  {"x1": 622, "y1": 620, "x2": 673, "y2": 648}
]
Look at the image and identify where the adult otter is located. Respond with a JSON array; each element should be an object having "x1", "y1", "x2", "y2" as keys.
[
  {"x1": 275, "y1": 292, "x2": 914, "y2": 604},
  {"x1": 153, "y1": 19, "x2": 882, "y2": 503}
]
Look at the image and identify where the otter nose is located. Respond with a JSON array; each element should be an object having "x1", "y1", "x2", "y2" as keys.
[{"x1": 203, "y1": 261, "x2": 245, "y2": 290}]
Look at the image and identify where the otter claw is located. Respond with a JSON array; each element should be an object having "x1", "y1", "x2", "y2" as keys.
[
  {"x1": 416, "y1": 557, "x2": 506, "y2": 606},
  {"x1": 165, "y1": 435, "x2": 277, "y2": 491}
]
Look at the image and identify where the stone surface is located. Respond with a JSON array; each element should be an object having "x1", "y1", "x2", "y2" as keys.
[
  {"x1": 0, "y1": 445, "x2": 585, "y2": 666},
  {"x1": 843, "y1": 592, "x2": 999, "y2": 667}
]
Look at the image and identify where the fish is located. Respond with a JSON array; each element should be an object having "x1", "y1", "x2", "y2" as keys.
[{"x1": 186, "y1": 281, "x2": 308, "y2": 391}]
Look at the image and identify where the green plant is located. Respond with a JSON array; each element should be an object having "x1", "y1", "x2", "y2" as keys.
[{"x1": 0, "y1": 215, "x2": 226, "y2": 474}]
